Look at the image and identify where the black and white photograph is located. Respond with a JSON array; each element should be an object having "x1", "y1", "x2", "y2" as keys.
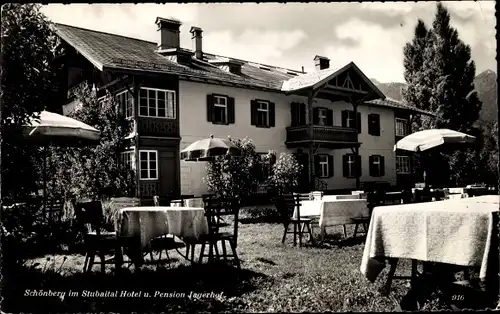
[{"x1": 1, "y1": 1, "x2": 498, "y2": 312}]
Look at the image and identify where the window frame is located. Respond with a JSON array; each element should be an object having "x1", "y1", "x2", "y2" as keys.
[
  {"x1": 371, "y1": 155, "x2": 382, "y2": 177},
  {"x1": 317, "y1": 108, "x2": 327, "y2": 126},
  {"x1": 395, "y1": 118, "x2": 409, "y2": 137},
  {"x1": 346, "y1": 110, "x2": 355, "y2": 129},
  {"x1": 318, "y1": 154, "x2": 329, "y2": 178},
  {"x1": 346, "y1": 154, "x2": 356, "y2": 178},
  {"x1": 138, "y1": 87, "x2": 176, "y2": 119},
  {"x1": 396, "y1": 155, "x2": 411, "y2": 174},
  {"x1": 120, "y1": 151, "x2": 136, "y2": 171},
  {"x1": 213, "y1": 95, "x2": 228, "y2": 124},
  {"x1": 115, "y1": 89, "x2": 134, "y2": 119},
  {"x1": 256, "y1": 100, "x2": 270, "y2": 127},
  {"x1": 139, "y1": 150, "x2": 159, "y2": 180}
]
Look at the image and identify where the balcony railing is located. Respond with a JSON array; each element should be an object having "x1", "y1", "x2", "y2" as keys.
[
  {"x1": 137, "y1": 117, "x2": 179, "y2": 137},
  {"x1": 285, "y1": 125, "x2": 358, "y2": 146}
]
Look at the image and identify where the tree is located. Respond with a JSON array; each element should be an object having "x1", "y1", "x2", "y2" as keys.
[
  {"x1": 46, "y1": 83, "x2": 135, "y2": 200},
  {"x1": 203, "y1": 137, "x2": 262, "y2": 200},
  {"x1": 267, "y1": 153, "x2": 302, "y2": 195},
  {"x1": 1, "y1": 4, "x2": 57, "y2": 201},
  {"x1": 402, "y1": 3, "x2": 484, "y2": 186},
  {"x1": 402, "y1": 19, "x2": 431, "y2": 132}
]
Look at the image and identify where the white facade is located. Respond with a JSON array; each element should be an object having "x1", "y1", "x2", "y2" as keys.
[{"x1": 179, "y1": 80, "x2": 398, "y2": 196}]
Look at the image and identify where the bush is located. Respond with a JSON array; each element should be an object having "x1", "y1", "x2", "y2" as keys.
[{"x1": 267, "y1": 153, "x2": 302, "y2": 195}]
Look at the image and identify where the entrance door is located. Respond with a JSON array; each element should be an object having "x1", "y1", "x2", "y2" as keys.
[
  {"x1": 159, "y1": 150, "x2": 178, "y2": 196},
  {"x1": 293, "y1": 152, "x2": 310, "y2": 192}
]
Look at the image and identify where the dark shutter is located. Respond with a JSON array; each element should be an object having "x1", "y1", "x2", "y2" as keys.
[
  {"x1": 341, "y1": 110, "x2": 347, "y2": 127},
  {"x1": 369, "y1": 114, "x2": 380, "y2": 136},
  {"x1": 369, "y1": 155, "x2": 375, "y2": 177},
  {"x1": 356, "y1": 155, "x2": 362, "y2": 177},
  {"x1": 290, "y1": 102, "x2": 298, "y2": 126},
  {"x1": 357, "y1": 112, "x2": 361, "y2": 133},
  {"x1": 312, "y1": 107, "x2": 319, "y2": 125},
  {"x1": 314, "y1": 155, "x2": 321, "y2": 177},
  {"x1": 206, "y1": 94, "x2": 214, "y2": 122},
  {"x1": 380, "y1": 156, "x2": 385, "y2": 176},
  {"x1": 227, "y1": 97, "x2": 235, "y2": 124},
  {"x1": 342, "y1": 154, "x2": 349, "y2": 177},
  {"x1": 327, "y1": 155, "x2": 334, "y2": 177},
  {"x1": 269, "y1": 102, "x2": 275, "y2": 127},
  {"x1": 250, "y1": 100, "x2": 258, "y2": 126},
  {"x1": 299, "y1": 103, "x2": 306, "y2": 125},
  {"x1": 368, "y1": 114, "x2": 374, "y2": 135},
  {"x1": 326, "y1": 109, "x2": 334, "y2": 126}
]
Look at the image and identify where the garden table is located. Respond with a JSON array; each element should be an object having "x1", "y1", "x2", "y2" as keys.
[
  {"x1": 360, "y1": 195, "x2": 499, "y2": 285},
  {"x1": 115, "y1": 206, "x2": 208, "y2": 267},
  {"x1": 293, "y1": 199, "x2": 368, "y2": 241}
]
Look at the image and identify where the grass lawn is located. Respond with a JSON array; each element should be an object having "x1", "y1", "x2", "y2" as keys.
[{"x1": 1, "y1": 207, "x2": 471, "y2": 312}]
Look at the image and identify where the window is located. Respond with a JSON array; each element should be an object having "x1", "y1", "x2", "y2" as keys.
[
  {"x1": 315, "y1": 154, "x2": 333, "y2": 178},
  {"x1": 139, "y1": 150, "x2": 158, "y2": 180},
  {"x1": 369, "y1": 155, "x2": 385, "y2": 177},
  {"x1": 290, "y1": 102, "x2": 306, "y2": 126},
  {"x1": 115, "y1": 90, "x2": 134, "y2": 118},
  {"x1": 120, "y1": 151, "x2": 136, "y2": 171},
  {"x1": 214, "y1": 96, "x2": 227, "y2": 123},
  {"x1": 139, "y1": 87, "x2": 176, "y2": 119},
  {"x1": 317, "y1": 108, "x2": 327, "y2": 126},
  {"x1": 251, "y1": 99, "x2": 275, "y2": 127},
  {"x1": 207, "y1": 94, "x2": 235, "y2": 125},
  {"x1": 396, "y1": 156, "x2": 411, "y2": 174},
  {"x1": 395, "y1": 118, "x2": 409, "y2": 137},
  {"x1": 342, "y1": 110, "x2": 361, "y2": 133},
  {"x1": 343, "y1": 154, "x2": 361, "y2": 178},
  {"x1": 368, "y1": 113, "x2": 380, "y2": 136}
]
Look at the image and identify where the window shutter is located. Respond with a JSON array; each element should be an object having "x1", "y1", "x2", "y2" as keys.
[
  {"x1": 299, "y1": 103, "x2": 306, "y2": 125},
  {"x1": 314, "y1": 155, "x2": 321, "y2": 177},
  {"x1": 290, "y1": 102, "x2": 298, "y2": 126},
  {"x1": 341, "y1": 110, "x2": 347, "y2": 127},
  {"x1": 342, "y1": 154, "x2": 349, "y2": 177},
  {"x1": 356, "y1": 154, "x2": 362, "y2": 177},
  {"x1": 368, "y1": 114, "x2": 374, "y2": 135},
  {"x1": 227, "y1": 97, "x2": 235, "y2": 124},
  {"x1": 326, "y1": 109, "x2": 334, "y2": 126},
  {"x1": 373, "y1": 114, "x2": 380, "y2": 136},
  {"x1": 251, "y1": 100, "x2": 258, "y2": 126},
  {"x1": 380, "y1": 156, "x2": 385, "y2": 176},
  {"x1": 206, "y1": 94, "x2": 214, "y2": 122},
  {"x1": 327, "y1": 155, "x2": 334, "y2": 177},
  {"x1": 312, "y1": 107, "x2": 319, "y2": 125},
  {"x1": 369, "y1": 155, "x2": 375, "y2": 177},
  {"x1": 356, "y1": 112, "x2": 361, "y2": 133},
  {"x1": 269, "y1": 102, "x2": 275, "y2": 127}
]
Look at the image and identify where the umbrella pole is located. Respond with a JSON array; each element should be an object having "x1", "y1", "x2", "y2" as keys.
[{"x1": 43, "y1": 144, "x2": 47, "y2": 223}]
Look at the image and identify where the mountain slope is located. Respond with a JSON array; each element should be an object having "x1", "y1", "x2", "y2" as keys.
[{"x1": 371, "y1": 70, "x2": 498, "y2": 123}]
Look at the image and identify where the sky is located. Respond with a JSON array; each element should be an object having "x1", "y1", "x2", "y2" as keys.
[{"x1": 41, "y1": 2, "x2": 496, "y2": 83}]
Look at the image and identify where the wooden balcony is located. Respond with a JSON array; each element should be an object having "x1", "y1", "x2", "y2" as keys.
[
  {"x1": 285, "y1": 125, "x2": 359, "y2": 149},
  {"x1": 137, "y1": 117, "x2": 179, "y2": 137}
]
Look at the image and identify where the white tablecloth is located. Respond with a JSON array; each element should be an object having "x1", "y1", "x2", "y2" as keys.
[
  {"x1": 116, "y1": 206, "x2": 209, "y2": 249},
  {"x1": 322, "y1": 194, "x2": 361, "y2": 201},
  {"x1": 294, "y1": 199, "x2": 368, "y2": 239},
  {"x1": 360, "y1": 195, "x2": 499, "y2": 282}
]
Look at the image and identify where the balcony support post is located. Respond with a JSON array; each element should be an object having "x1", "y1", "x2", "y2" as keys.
[
  {"x1": 350, "y1": 96, "x2": 361, "y2": 190},
  {"x1": 132, "y1": 76, "x2": 141, "y2": 201},
  {"x1": 307, "y1": 89, "x2": 319, "y2": 191}
]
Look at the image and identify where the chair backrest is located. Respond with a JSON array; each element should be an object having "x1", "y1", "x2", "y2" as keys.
[
  {"x1": 273, "y1": 193, "x2": 301, "y2": 224},
  {"x1": 46, "y1": 197, "x2": 65, "y2": 223},
  {"x1": 414, "y1": 189, "x2": 432, "y2": 203},
  {"x1": 203, "y1": 196, "x2": 241, "y2": 245},
  {"x1": 401, "y1": 189, "x2": 414, "y2": 204},
  {"x1": 74, "y1": 200, "x2": 104, "y2": 235}
]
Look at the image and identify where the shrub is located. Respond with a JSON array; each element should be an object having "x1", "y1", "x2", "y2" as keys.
[
  {"x1": 203, "y1": 137, "x2": 262, "y2": 200},
  {"x1": 267, "y1": 153, "x2": 302, "y2": 195}
]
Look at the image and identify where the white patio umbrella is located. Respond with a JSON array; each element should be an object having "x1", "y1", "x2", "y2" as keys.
[
  {"x1": 181, "y1": 134, "x2": 242, "y2": 161},
  {"x1": 393, "y1": 128, "x2": 476, "y2": 152},
  {"x1": 23, "y1": 110, "x2": 101, "y2": 218}
]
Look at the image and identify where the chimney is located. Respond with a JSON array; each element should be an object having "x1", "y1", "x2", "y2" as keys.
[
  {"x1": 314, "y1": 55, "x2": 330, "y2": 70},
  {"x1": 155, "y1": 17, "x2": 182, "y2": 50},
  {"x1": 190, "y1": 26, "x2": 203, "y2": 59}
]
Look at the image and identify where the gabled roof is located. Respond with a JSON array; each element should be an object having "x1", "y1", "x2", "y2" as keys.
[
  {"x1": 54, "y1": 23, "x2": 427, "y2": 114},
  {"x1": 366, "y1": 98, "x2": 435, "y2": 116}
]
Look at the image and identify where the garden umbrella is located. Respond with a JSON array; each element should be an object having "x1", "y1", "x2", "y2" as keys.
[
  {"x1": 393, "y1": 129, "x2": 476, "y2": 153},
  {"x1": 180, "y1": 134, "x2": 242, "y2": 161},
  {"x1": 23, "y1": 110, "x2": 101, "y2": 218},
  {"x1": 393, "y1": 128, "x2": 476, "y2": 188}
]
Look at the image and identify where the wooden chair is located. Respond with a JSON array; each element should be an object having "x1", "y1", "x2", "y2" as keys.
[
  {"x1": 198, "y1": 196, "x2": 241, "y2": 269},
  {"x1": 149, "y1": 195, "x2": 178, "y2": 263},
  {"x1": 275, "y1": 193, "x2": 314, "y2": 247},
  {"x1": 45, "y1": 197, "x2": 65, "y2": 224},
  {"x1": 74, "y1": 200, "x2": 130, "y2": 272}
]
